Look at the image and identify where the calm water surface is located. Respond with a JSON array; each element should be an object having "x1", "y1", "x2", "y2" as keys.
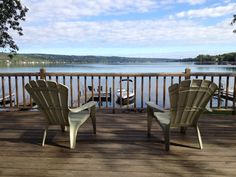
[{"x1": 1, "y1": 62, "x2": 236, "y2": 73}]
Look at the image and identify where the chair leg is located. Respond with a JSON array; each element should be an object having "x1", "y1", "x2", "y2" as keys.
[
  {"x1": 164, "y1": 126, "x2": 170, "y2": 151},
  {"x1": 147, "y1": 106, "x2": 153, "y2": 137},
  {"x1": 69, "y1": 125, "x2": 76, "y2": 149},
  {"x1": 91, "y1": 116, "x2": 96, "y2": 134},
  {"x1": 90, "y1": 106, "x2": 96, "y2": 134},
  {"x1": 195, "y1": 126, "x2": 203, "y2": 149},
  {"x1": 42, "y1": 126, "x2": 48, "y2": 147},
  {"x1": 61, "y1": 125, "x2": 66, "y2": 132},
  {"x1": 69, "y1": 124, "x2": 79, "y2": 149}
]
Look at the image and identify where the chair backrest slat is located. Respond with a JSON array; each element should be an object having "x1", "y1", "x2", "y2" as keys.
[
  {"x1": 181, "y1": 80, "x2": 204, "y2": 125},
  {"x1": 25, "y1": 80, "x2": 69, "y2": 125},
  {"x1": 25, "y1": 82, "x2": 52, "y2": 122},
  {"x1": 175, "y1": 80, "x2": 191, "y2": 125},
  {"x1": 37, "y1": 80, "x2": 58, "y2": 124},
  {"x1": 169, "y1": 83, "x2": 179, "y2": 122},
  {"x1": 169, "y1": 79, "x2": 217, "y2": 127},
  {"x1": 191, "y1": 82, "x2": 218, "y2": 125},
  {"x1": 58, "y1": 84, "x2": 69, "y2": 124}
]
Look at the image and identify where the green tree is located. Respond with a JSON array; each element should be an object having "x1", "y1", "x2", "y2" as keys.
[
  {"x1": 0, "y1": 0, "x2": 28, "y2": 55},
  {"x1": 231, "y1": 14, "x2": 236, "y2": 33}
]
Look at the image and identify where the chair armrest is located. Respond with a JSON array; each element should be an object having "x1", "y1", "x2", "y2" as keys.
[
  {"x1": 146, "y1": 102, "x2": 165, "y2": 112},
  {"x1": 69, "y1": 101, "x2": 96, "y2": 113}
]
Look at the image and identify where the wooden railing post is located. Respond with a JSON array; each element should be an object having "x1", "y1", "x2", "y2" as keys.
[
  {"x1": 40, "y1": 68, "x2": 46, "y2": 80},
  {"x1": 185, "y1": 68, "x2": 191, "y2": 80}
]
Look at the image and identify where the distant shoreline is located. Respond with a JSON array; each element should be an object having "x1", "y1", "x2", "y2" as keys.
[{"x1": 0, "y1": 52, "x2": 236, "y2": 65}]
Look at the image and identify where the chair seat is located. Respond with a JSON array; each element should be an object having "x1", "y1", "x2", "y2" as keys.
[{"x1": 154, "y1": 111, "x2": 171, "y2": 126}]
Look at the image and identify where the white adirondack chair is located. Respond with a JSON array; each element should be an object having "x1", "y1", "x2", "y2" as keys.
[
  {"x1": 25, "y1": 80, "x2": 96, "y2": 149},
  {"x1": 146, "y1": 79, "x2": 218, "y2": 151}
]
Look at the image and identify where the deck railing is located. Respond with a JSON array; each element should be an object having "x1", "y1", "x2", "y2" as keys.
[{"x1": 0, "y1": 68, "x2": 235, "y2": 113}]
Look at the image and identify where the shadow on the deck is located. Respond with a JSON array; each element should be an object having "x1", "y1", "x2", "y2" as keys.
[{"x1": 0, "y1": 111, "x2": 235, "y2": 177}]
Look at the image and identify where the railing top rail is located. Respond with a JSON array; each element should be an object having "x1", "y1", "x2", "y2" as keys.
[
  {"x1": 45, "y1": 72, "x2": 186, "y2": 77},
  {"x1": 0, "y1": 73, "x2": 40, "y2": 77},
  {"x1": 0, "y1": 72, "x2": 185, "y2": 77},
  {"x1": 190, "y1": 72, "x2": 236, "y2": 77},
  {"x1": 0, "y1": 72, "x2": 235, "y2": 77}
]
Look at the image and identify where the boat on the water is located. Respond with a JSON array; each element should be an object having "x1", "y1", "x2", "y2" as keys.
[{"x1": 116, "y1": 79, "x2": 134, "y2": 105}]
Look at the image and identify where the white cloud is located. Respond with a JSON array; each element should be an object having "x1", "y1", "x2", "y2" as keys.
[
  {"x1": 17, "y1": 18, "x2": 235, "y2": 48},
  {"x1": 21, "y1": 0, "x2": 158, "y2": 22},
  {"x1": 21, "y1": 0, "x2": 209, "y2": 22},
  {"x1": 176, "y1": 3, "x2": 236, "y2": 18},
  {"x1": 16, "y1": 0, "x2": 236, "y2": 57},
  {"x1": 177, "y1": 0, "x2": 206, "y2": 5}
]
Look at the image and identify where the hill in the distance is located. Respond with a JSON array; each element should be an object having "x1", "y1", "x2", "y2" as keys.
[
  {"x1": 0, "y1": 53, "x2": 177, "y2": 64},
  {"x1": 1, "y1": 52, "x2": 235, "y2": 65},
  {"x1": 180, "y1": 52, "x2": 236, "y2": 64}
]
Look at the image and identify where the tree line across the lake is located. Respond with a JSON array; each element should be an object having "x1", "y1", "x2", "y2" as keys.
[
  {"x1": 180, "y1": 52, "x2": 236, "y2": 64},
  {"x1": 0, "y1": 52, "x2": 236, "y2": 65},
  {"x1": 0, "y1": 52, "x2": 176, "y2": 64}
]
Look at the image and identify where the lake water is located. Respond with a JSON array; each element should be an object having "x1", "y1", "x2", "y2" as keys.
[{"x1": 1, "y1": 62, "x2": 236, "y2": 73}]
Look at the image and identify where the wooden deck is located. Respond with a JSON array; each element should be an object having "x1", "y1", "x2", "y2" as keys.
[{"x1": 0, "y1": 111, "x2": 235, "y2": 177}]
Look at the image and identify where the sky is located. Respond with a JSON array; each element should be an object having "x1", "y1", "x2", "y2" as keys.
[{"x1": 11, "y1": 0, "x2": 236, "y2": 58}]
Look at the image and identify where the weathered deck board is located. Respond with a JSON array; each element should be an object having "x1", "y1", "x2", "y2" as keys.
[{"x1": 0, "y1": 111, "x2": 235, "y2": 177}]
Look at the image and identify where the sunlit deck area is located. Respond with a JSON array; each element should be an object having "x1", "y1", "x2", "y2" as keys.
[{"x1": 0, "y1": 111, "x2": 235, "y2": 177}]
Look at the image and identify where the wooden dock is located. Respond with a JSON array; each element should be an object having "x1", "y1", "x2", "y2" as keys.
[
  {"x1": 0, "y1": 111, "x2": 235, "y2": 176},
  {"x1": 73, "y1": 92, "x2": 112, "y2": 107},
  {"x1": 0, "y1": 93, "x2": 15, "y2": 105},
  {"x1": 87, "y1": 86, "x2": 112, "y2": 102},
  {"x1": 220, "y1": 90, "x2": 235, "y2": 101}
]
